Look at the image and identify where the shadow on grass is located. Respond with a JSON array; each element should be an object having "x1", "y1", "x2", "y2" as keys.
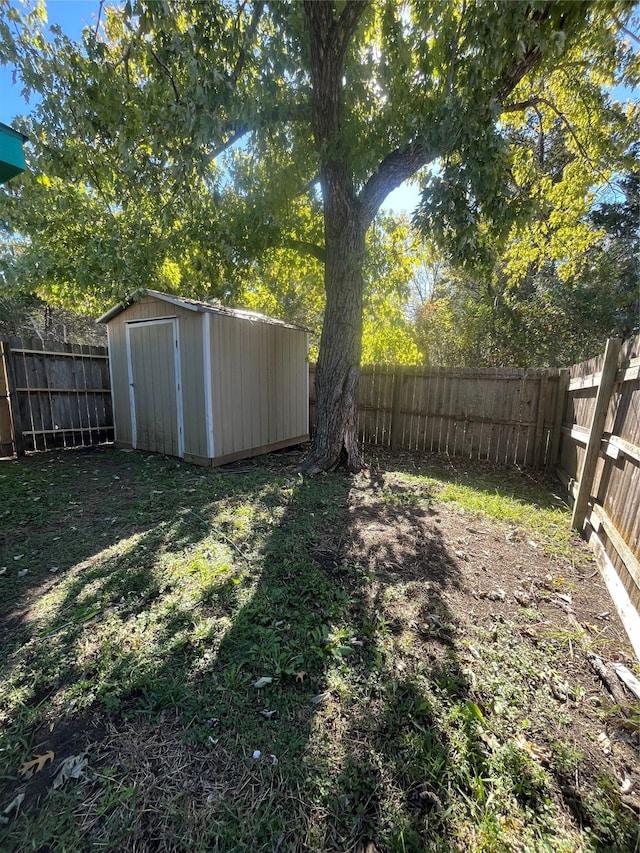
[
  {"x1": 0, "y1": 450, "x2": 469, "y2": 851},
  {"x1": 1, "y1": 448, "x2": 636, "y2": 852}
]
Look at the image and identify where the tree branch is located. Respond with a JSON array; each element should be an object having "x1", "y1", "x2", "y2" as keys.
[
  {"x1": 612, "y1": 14, "x2": 640, "y2": 45},
  {"x1": 94, "y1": 0, "x2": 104, "y2": 39},
  {"x1": 446, "y1": 0, "x2": 467, "y2": 98},
  {"x1": 501, "y1": 94, "x2": 596, "y2": 168},
  {"x1": 283, "y1": 239, "x2": 326, "y2": 264},
  {"x1": 492, "y1": 45, "x2": 542, "y2": 106},
  {"x1": 203, "y1": 97, "x2": 313, "y2": 166},
  {"x1": 149, "y1": 48, "x2": 181, "y2": 103},
  {"x1": 230, "y1": 2, "x2": 263, "y2": 87},
  {"x1": 204, "y1": 124, "x2": 249, "y2": 165},
  {"x1": 359, "y1": 142, "x2": 436, "y2": 226},
  {"x1": 333, "y1": 0, "x2": 369, "y2": 62},
  {"x1": 501, "y1": 96, "x2": 540, "y2": 113},
  {"x1": 302, "y1": 174, "x2": 320, "y2": 196}
]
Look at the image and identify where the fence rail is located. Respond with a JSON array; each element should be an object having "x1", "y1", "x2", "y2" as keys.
[
  {"x1": 310, "y1": 363, "x2": 563, "y2": 470},
  {"x1": 556, "y1": 334, "x2": 640, "y2": 659},
  {"x1": 0, "y1": 337, "x2": 113, "y2": 456}
]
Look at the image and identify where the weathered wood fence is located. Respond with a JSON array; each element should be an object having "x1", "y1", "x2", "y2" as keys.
[
  {"x1": 0, "y1": 337, "x2": 113, "y2": 457},
  {"x1": 556, "y1": 335, "x2": 640, "y2": 658},
  {"x1": 310, "y1": 364, "x2": 564, "y2": 469}
]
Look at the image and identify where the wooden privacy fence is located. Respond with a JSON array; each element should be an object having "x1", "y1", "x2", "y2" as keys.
[
  {"x1": 556, "y1": 335, "x2": 640, "y2": 659},
  {"x1": 310, "y1": 363, "x2": 564, "y2": 469},
  {"x1": 0, "y1": 337, "x2": 113, "y2": 457}
]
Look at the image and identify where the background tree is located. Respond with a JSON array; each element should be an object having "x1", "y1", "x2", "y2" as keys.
[
  {"x1": 1, "y1": 0, "x2": 638, "y2": 470},
  {"x1": 413, "y1": 139, "x2": 639, "y2": 368},
  {"x1": 239, "y1": 213, "x2": 422, "y2": 363}
]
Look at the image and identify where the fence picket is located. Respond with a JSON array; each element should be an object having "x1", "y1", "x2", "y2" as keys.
[
  {"x1": 556, "y1": 334, "x2": 640, "y2": 657},
  {"x1": 0, "y1": 337, "x2": 113, "y2": 456}
]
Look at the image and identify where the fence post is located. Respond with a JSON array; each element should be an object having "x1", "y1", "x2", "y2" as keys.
[
  {"x1": 571, "y1": 338, "x2": 621, "y2": 532},
  {"x1": 2, "y1": 340, "x2": 25, "y2": 456},
  {"x1": 546, "y1": 369, "x2": 570, "y2": 473},
  {"x1": 532, "y1": 370, "x2": 549, "y2": 469},
  {"x1": 390, "y1": 365, "x2": 405, "y2": 450}
]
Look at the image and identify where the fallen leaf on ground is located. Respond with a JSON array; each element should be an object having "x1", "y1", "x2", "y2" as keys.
[
  {"x1": 479, "y1": 730, "x2": 500, "y2": 752},
  {"x1": 463, "y1": 642, "x2": 481, "y2": 659},
  {"x1": 253, "y1": 677, "x2": 273, "y2": 689},
  {"x1": 51, "y1": 752, "x2": 88, "y2": 789},
  {"x1": 550, "y1": 679, "x2": 574, "y2": 702},
  {"x1": 484, "y1": 588, "x2": 506, "y2": 602},
  {"x1": 1, "y1": 792, "x2": 25, "y2": 824},
  {"x1": 620, "y1": 778, "x2": 633, "y2": 795},
  {"x1": 260, "y1": 709, "x2": 277, "y2": 719},
  {"x1": 19, "y1": 750, "x2": 55, "y2": 778},
  {"x1": 515, "y1": 736, "x2": 551, "y2": 765},
  {"x1": 310, "y1": 691, "x2": 331, "y2": 706}
]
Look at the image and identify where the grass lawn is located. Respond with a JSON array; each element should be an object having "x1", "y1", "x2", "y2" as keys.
[{"x1": 0, "y1": 446, "x2": 638, "y2": 852}]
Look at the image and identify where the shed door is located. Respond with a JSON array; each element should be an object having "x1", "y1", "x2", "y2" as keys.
[{"x1": 126, "y1": 318, "x2": 184, "y2": 458}]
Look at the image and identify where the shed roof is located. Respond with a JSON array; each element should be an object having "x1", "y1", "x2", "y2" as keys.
[{"x1": 96, "y1": 289, "x2": 308, "y2": 331}]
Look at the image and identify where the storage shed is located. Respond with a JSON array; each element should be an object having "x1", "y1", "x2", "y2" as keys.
[{"x1": 98, "y1": 290, "x2": 309, "y2": 466}]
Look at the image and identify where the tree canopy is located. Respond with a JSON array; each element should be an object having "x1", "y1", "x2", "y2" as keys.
[{"x1": 1, "y1": 0, "x2": 638, "y2": 470}]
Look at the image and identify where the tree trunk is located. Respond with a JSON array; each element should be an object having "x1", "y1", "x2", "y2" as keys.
[
  {"x1": 302, "y1": 192, "x2": 366, "y2": 474},
  {"x1": 300, "y1": 1, "x2": 369, "y2": 474}
]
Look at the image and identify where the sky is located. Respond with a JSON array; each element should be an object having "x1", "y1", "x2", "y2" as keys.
[{"x1": 1, "y1": 1, "x2": 101, "y2": 123}]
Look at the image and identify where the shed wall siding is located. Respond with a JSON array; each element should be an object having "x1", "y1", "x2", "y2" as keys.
[
  {"x1": 208, "y1": 314, "x2": 308, "y2": 458},
  {"x1": 107, "y1": 296, "x2": 207, "y2": 458},
  {"x1": 177, "y1": 311, "x2": 207, "y2": 458}
]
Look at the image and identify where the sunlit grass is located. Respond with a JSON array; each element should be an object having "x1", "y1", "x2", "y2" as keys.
[
  {"x1": 389, "y1": 467, "x2": 576, "y2": 558},
  {"x1": 0, "y1": 448, "x2": 635, "y2": 853}
]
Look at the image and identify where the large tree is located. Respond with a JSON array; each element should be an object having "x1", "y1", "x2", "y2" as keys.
[{"x1": 1, "y1": 0, "x2": 637, "y2": 471}]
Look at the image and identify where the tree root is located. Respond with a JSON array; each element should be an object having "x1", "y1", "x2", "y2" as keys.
[{"x1": 297, "y1": 443, "x2": 363, "y2": 475}]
